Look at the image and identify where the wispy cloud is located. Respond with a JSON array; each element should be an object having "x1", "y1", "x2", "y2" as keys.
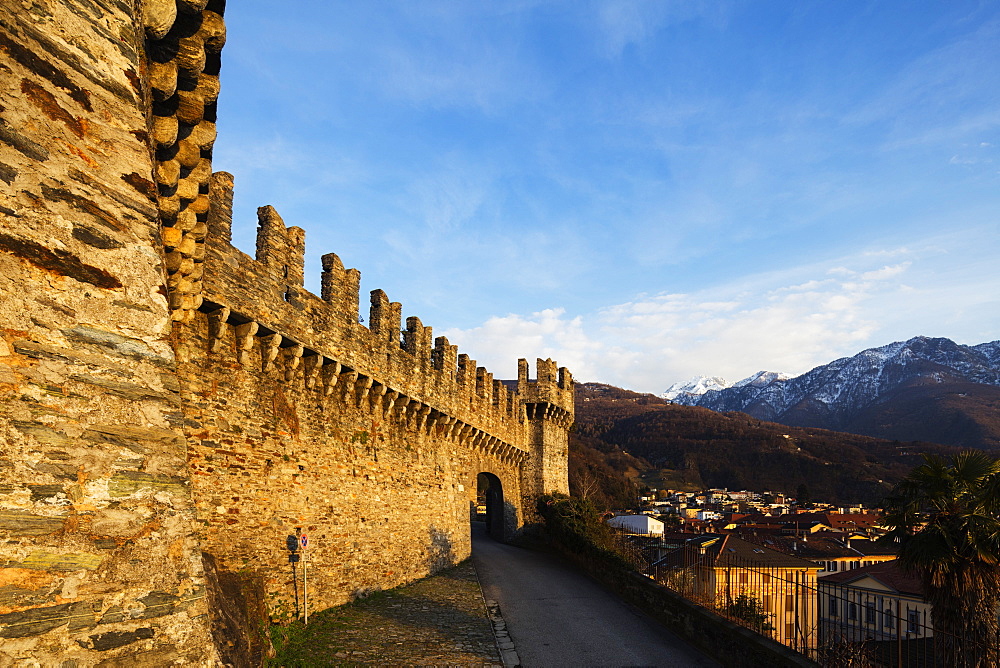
[
  {"x1": 444, "y1": 229, "x2": 1000, "y2": 392},
  {"x1": 847, "y1": 17, "x2": 1000, "y2": 149},
  {"x1": 213, "y1": 2, "x2": 1000, "y2": 387},
  {"x1": 592, "y1": 0, "x2": 729, "y2": 59}
]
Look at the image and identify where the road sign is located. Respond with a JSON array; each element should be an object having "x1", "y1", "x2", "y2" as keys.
[{"x1": 300, "y1": 534, "x2": 308, "y2": 549}]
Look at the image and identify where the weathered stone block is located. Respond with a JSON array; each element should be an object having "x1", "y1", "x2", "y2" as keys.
[
  {"x1": 108, "y1": 472, "x2": 188, "y2": 498},
  {"x1": 0, "y1": 600, "x2": 99, "y2": 638},
  {"x1": 142, "y1": 0, "x2": 177, "y2": 39},
  {"x1": 0, "y1": 511, "x2": 66, "y2": 536},
  {"x1": 79, "y1": 627, "x2": 155, "y2": 651},
  {"x1": 160, "y1": 227, "x2": 184, "y2": 252},
  {"x1": 16, "y1": 550, "x2": 104, "y2": 571}
]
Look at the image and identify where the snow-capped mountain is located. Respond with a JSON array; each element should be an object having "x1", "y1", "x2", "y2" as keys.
[
  {"x1": 670, "y1": 337, "x2": 1000, "y2": 449},
  {"x1": 664, "y1": 371, "x2": 792, "y2": 404},
  {"x1": 733, "y1": 370, "x2": 793, "y2": 389},
  {"x1": 662, "y1": 376, "x2": 730, "y2": 402},
  {"x1": 974, "y1": 340, "x2": 1000, "y2": 368}
]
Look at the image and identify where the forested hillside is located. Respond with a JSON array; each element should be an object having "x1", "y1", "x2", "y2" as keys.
[{"x1": 569, "y1": 383, "x2": 959, "y2": 508}]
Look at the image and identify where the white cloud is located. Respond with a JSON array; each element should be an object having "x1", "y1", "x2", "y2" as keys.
[
  {"x1": 442, "y1": 233, "x2": 1000, "y2": 394},
  {"x1": 441, "y1": 308, "x2": 602, "y2": 380},
  {"x1": 860, "y1": 263, "x2": 910, "y2": 280}
]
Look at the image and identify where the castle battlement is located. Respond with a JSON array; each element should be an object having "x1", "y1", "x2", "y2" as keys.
[
  {"x1": 518, "y1": 357, "x2": 574, "y2": 425},
  {"x1": 195, "y1": 170, "x2": 572, "y2": 457}
]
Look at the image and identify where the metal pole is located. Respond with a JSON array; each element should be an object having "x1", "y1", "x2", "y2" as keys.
[
  {"x1": 793, "y1": 569, "x2": 800, "y2": 651},
  {"x1": 292, "y1": 559, "x2": 300, "y2": 620}
]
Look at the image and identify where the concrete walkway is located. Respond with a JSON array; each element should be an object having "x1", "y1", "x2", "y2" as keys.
[{"x1": 472, "y1": 523, "x2": 719, "y2": 668}]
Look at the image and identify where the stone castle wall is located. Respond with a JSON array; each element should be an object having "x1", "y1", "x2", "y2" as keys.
[
  {"x1": 175, "y1": 173, "x2": 572, "y2": 616},
  {"x1": 0, "y1": 0, "x2": 219, "y2": 664},
  {"x1": 0, "y1": 0, "x2": 573, "y2": 663}
]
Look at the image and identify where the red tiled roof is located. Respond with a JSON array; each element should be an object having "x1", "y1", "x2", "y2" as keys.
[
  {"x1": 739, "y1": 532, "x2": 860, "y2": 559},
  {"x1": 820, "y1": 560, "x2": 922, "y2": 597},
  {"x1": 694, "y1": 534, "x2": 821, "y2": 569},
  {"x1": 848, "y1": 537, "x2": 899, "y2": 557}
]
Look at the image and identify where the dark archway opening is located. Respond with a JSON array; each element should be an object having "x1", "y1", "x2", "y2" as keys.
[{"x1": 476, "y1": 472, "x2": 505, "y2": 540}]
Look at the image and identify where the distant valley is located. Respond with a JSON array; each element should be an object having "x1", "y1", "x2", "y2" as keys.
[
  {"x1": 569, "y1": 382, "x2": 959, "y2": 509},
  {"x1": 571, "y1": 335, "x2": 999, "y2": 510}
]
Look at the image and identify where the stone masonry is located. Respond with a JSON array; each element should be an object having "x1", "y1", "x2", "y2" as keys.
[{"x1": 0, "y1": 0, "x2": 573, "y2": 664}]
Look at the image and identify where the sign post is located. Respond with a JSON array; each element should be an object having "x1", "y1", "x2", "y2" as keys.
[{"x1": 300, "y1": 533, "x2": 309, "y2": 624}]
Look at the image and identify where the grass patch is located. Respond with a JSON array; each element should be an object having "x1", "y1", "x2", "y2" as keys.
[{"x1": 266, "y1": 560, "x2": 496, "y2": 667}]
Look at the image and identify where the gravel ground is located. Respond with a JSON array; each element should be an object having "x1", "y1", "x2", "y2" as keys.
[{"x1": 270, "y1": 559, "x2": 502, "y2": 667}]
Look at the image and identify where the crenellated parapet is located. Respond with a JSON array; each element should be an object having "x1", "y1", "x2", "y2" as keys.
[
  {"x1": 257, "y1": 205, "x2": 306, "y2": 288},
  {"x1": 194, "y1": 171, "x2": 568, "y2": 467},
  {"x1": 321, "y1": 251, "x2": 362, "y2": 327},
  {"x1": 518, "y1": 357, "x2": 574, "y2": 428}
]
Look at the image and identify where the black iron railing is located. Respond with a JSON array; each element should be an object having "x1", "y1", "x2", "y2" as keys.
[{"x1": 605, "y1": 527, "x2": 996, "y2": 667}]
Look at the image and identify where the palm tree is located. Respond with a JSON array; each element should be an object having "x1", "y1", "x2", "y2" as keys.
[{"x1": 881, "y1": 451, "x2": 1000, "y2": 668}]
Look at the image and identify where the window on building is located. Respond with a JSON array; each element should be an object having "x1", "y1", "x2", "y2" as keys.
[
  {"x1": 847, "y1": 602, "x2": 858, "y2": 620},
  {"x1": 884, "y1": 608, "x2": 894, "y2": 629},
  {"x1": 786, "y1": 594, "x2": 795, "y2": 612},
  {"x1": 785, "y1": 622, "x2": 795, "y2": 639},
  {"x1": 907, "y1": 610, "x2": 920, "y2": 634},
  {"x1": 739, "y1": 572, "x2": 748, "y2": 584},
  {"x1": 828, "y1": 596, "x2": 838, "y2": 617},
  {"x1": 865, "y1": 603, "x2": 877, "y2": 625}
]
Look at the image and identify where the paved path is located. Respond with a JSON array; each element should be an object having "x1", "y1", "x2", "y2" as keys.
[{"x1": 472, "y1": 523, "x2": 719, "y2": 668}]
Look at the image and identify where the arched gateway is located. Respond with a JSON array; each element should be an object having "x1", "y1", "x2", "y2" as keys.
[{"x1": 477, "y1": 472, "x2": 508, "y2": 540}]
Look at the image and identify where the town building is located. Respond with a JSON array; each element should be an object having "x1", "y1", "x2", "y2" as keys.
[
  {"x1": 818, "y1": 560, "x2": 932, "y2": 644},
  {"x1": 652, "y1": 533, "x2": 822, "y2": 652},
  {"x1": 609, "y1": 514, "x2": 665, "y2": 536}
]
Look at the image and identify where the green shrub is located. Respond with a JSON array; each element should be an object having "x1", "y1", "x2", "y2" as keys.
[
  {"x1": 536, "y1": 493, "x2": 632, "y2": 572},
  {"x1": 724, "y1": 593, "x2": 775, "y2": 633}
]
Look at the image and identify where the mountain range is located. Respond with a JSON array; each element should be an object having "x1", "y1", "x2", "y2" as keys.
[
  {"x1": 570, "y1": 383, "x2": 958, "y2": 508},
  {"x1": 664, "y1": 336, "x2": 1000, "y2": 450}
]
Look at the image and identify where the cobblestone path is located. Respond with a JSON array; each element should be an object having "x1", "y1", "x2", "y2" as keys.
[{"x1": 270, "y1": 559, "x2": 502, "y2": 667}]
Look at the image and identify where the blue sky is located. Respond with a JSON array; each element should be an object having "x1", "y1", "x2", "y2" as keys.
[{"x1": 213, "y1": 1, "x2": 1000, "y2": 393}]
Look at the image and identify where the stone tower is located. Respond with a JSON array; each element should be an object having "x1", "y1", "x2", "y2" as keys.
[{"x1": 518, "y1": 358, "x2": 574, "y2": 501}]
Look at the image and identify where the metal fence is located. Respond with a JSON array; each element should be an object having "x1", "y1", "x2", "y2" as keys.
[{"x1": 605, "y1": 527, "x2": 994, "y2": 667}]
